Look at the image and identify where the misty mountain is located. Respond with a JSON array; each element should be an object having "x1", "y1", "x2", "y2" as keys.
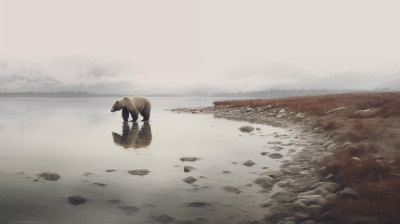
[
  {"x1": 226, "y1": 64, "x2": 400, "y2": 91},
  {"x1": 0, "y1": 60, "x2": 138, "y2": 94},
  {"x1": 1, "y1": 59, "x2": 399, "y2": 95}
]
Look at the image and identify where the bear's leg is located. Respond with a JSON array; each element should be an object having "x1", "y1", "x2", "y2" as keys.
[
  {"x1": 122, "y1": 108, "x2": 129, "y2": 122},
  {"x1": 140, "y1": 103, "x2": 151, "y2": 121},
  {"x1": 141, "y1": 111, "x2": 150, "y2": 121},
  {"x1": 130, "y1": 112, "x2": 138, "y2": 122}
]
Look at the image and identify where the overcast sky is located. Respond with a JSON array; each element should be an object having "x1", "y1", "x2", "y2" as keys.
[{"x1": 1, "y1": 0, "x2": 400, "y2": 93}]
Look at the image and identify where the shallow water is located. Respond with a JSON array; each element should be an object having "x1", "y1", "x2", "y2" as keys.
[{"x1": 0, "y1": 97, "x2": 301, "y2": 224}]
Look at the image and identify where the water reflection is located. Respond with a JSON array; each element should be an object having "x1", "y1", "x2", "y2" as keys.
[{"x1": 112, "y1": 122, "x2": 152, "y2": 149}]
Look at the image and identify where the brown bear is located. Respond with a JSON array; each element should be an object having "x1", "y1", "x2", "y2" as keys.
[{"x1": 110, "y1": 96, "x2": 151, "y2": 122}]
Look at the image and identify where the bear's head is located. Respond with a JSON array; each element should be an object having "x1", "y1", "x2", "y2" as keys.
[{"x1": 111, "y1": 100, "x2": 123, "y2": 112}]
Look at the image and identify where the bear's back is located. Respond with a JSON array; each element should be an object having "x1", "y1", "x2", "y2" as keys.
[{"x1": 132, "y1": 96, "x2": 151, "y2": 112}]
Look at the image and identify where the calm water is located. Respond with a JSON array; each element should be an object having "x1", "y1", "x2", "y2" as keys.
[{"x1": 0, "y1": 97, "x2": 300, "y2": 224}]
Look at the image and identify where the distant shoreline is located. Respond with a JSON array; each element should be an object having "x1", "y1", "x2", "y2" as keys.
[
  {"x1": 0, "y1": 89, "x2": 385, "y2": 99},
  {"x1": 0, "y1": 92, "x2": 185, "y2": 98}
]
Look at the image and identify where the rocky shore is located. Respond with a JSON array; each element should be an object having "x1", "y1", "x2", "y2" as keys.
[{"x1": 171, "y1": 105, "x2": 349, "y2": 224}]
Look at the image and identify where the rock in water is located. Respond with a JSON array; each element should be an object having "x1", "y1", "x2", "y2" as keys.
[
  {"x1": 223, "y1": 186, "x2": 241, "y2": 194},
  {"x1": 128, "y1": 169, "x2": 150, "y2": 176},
  {"x1": 184, "y1": 166, "x2": 196, "y2": 173},
  {"x1": 118, "y1": 205, "x2": 139, "y2": 215},
  {"x1": 35, "y1": 172, "x2": 61, "y2": 181},
  {"x1": 268, "y1": 153, "x2": 283, "y2": 159},
  {"x1": 239, "y1": 126, "x2": 255, "y2": 133},
  {"x1": 183, "y1": 176, "x2": 197, "y2": 184},
  {"x1": 186, "y1": 202, "x2": 212, "y2": 207},
  {"x1": 68, "y1": 195, "x2": 87, "y2": 205},
  {"x1": 243, "y1": 160, "x2": 256, "y2": 167},
  {"x1": 155, "y1": 214, "x2": 174, "y2": 223},
  {"x1": 180, "y1": 157, "x2": 198, "y2": 162},
  {"x1": 91, "y1": 183, "x2": 106, "y2": 187}
]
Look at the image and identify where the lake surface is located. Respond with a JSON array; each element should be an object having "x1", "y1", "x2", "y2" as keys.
[{"x1": 0, "y1": 97, "x2": 301, "y2": 224}]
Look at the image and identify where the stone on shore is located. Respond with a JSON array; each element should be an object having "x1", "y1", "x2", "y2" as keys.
[
  {"x1": 254, "y1": 176, "x2": 275, "y2": 189},
  {"x1": 298, "y1": 195, "x2": 328, "y2": 206},
  {"x1": 322, "y1": 182, "x2": 342, "y2": 193},
  {"x1": 327, "y1": 107, "x2": 346, "y2": 114},
  {"x1": 338, "y1": 187, "x2": 357, "y2": 199}
]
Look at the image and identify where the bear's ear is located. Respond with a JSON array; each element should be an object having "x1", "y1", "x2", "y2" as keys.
[{"x1": 116, "y1": 101, "x2": 119, "y2": 104}]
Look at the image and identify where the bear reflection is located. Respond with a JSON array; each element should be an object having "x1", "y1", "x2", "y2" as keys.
[{"x1": 112, "y1": 122, "x2": 152, "y2": 149}]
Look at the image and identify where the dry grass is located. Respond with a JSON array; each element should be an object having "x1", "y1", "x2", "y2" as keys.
[
  {"x1": 214, "y1": 91, "x2": 400, "y2": 223},
  {"x1": 319, "y1": 150, "x2": 400, "y2": 222},
  {"x1": 214, "y1": 91, "x2": 400, "y2": 117}
]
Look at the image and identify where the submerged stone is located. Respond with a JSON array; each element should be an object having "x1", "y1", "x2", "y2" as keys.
[
  {"x1": 68, "y1": 195, "x2": 87, "y2": 206},
  {"x1": 91, "y1": 182, "x2": 106, "y2": 187},
  {"x1": 155, "y1": 214, "x2": 174, "y2": 223},
  {"x1": 118, "y1": 205, "x2": 139, "y2": 214},
  {"x1": 35, "y1": 172, "x2": 61, "y2": 181},
  {"x1": 223, "y1": 186, "x2": 241, "y2": 194},
  {"x1": 186, "y1": 202, "x2": 212, "y2": 207}
]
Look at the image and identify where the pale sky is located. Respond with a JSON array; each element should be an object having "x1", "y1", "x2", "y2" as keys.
[{"x1": 1, "y1": 0, "x2": 400, "y2": 93}]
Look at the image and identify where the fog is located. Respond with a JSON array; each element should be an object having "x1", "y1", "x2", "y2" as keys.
[{"x1": 1, "y1": 0, "x2": 400, "y2": 94}]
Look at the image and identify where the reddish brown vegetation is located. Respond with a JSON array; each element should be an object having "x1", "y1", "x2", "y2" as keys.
[
  {"x1": 214, "y1": 91, "x2": 400, "y2": 117},
  {"x1": 214, "y1": 91, "x2": 400, "y2": 223},
  {"x1": 318, "y1": 150, "x2": 400, "y2": 222}
]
